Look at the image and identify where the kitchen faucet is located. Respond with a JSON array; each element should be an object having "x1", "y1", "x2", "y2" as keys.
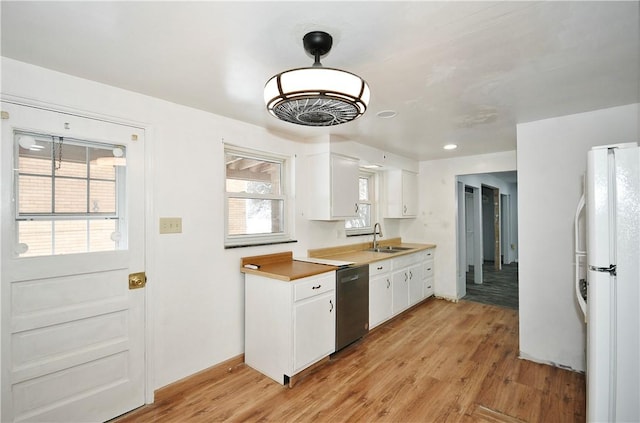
[{"x1": 373, "y1": 222, "x2": 383, "y2": 249}]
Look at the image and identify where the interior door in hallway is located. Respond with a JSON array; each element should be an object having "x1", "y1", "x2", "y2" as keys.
[{"x1": 1, "y1": 102, "x2": 146, "y2": 422}]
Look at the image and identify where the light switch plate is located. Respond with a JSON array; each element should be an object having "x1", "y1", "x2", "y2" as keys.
[{"x1": 159, "y1": 217, "x2": 182, "y2": 234}]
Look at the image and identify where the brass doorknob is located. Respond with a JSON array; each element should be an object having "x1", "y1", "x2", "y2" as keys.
[{"x1": 129, "y1": 272, "x2": 147, "y2": 289}]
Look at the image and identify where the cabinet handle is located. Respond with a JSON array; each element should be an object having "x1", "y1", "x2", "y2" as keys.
[
  {"x1": 377, "y1": 266, "x2": 383, "y2": 270},
  {"x1": 404, "y1": 205, "x2": 407, "y2": 213},
  {"x1": 409, "y1": 271, "x2": 413, "y2": 280},
  {"x1": 404, "y1": 273, "x2": 408, "y2": 282},
  {"x1": 312, "y1": 284, "x2": 321, "y2": 290},
  {"x1": 427, "y1": 268, "x2": 432, "y2": 271},
  {"x1": 355, "y1": 203, "x2": 359, "y2": 213},
  {"x1": 386, "y1": 279, "x2": 390, "y2": 288},
  {"x1": 329, "y1": 299, "x2": 334, "y2": 312}
]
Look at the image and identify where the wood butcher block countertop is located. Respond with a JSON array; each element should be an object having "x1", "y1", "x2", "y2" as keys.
[
  {"x1": 240, "y1": 239, "x2": 436, "y2": 282},
  {"x1": 240, "y1": 252, "x2": 337, "y2": 281}
]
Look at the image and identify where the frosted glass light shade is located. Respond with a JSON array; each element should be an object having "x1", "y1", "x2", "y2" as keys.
[{"x1": 264, "y1": 67, "x2": 370, "y2": 126}]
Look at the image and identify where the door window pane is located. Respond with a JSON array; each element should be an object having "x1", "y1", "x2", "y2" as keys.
[
  {"x1": 90, "y1": 181, "x2": 116, "y2": 213},
  {"x1": 14, "y1": 131, "x2": 125, "y2": 257},
  {"x1": 54, "y1": 178, "x2": 88, "y2": 213},
  {"x1": 18, "y1": 175, "x2": 52, "y2": 213}
]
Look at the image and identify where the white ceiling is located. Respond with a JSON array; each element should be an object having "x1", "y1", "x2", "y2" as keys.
[{"x1": 2, "y1": 1, "x2": 639, "y2": 160}]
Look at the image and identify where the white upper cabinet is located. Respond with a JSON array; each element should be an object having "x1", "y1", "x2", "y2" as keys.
[
  {"x1": 306, "y1": 153, "x2": 359, "y2": 220},
  {"x1": 384, "y1": 169, "x2": 418, "y2": 218}
]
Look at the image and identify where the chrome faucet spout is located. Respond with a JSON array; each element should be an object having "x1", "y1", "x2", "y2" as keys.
[{"x1": 373, "y1": 222, "x2": 383, "y2": 249}]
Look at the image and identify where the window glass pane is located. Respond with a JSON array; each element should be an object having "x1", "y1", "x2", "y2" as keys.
[
  {"x1": 15, "y1": 133, "x2": 124, "y2": 257},
  {"x1": 53, "y1": 220, "x2": 88, "y2": 254},
  {"x1": 54, "y1": 178, "x2": 88, "y2": 213},
  {"x1": 89, "y1": 147, "x2": 118, "y2": 180},
  {"x1": 54, "y1": 143, "x2": 87, "y2": 178},
  {"x1": 90, "y1": 180, "x2": 116, "y2": 213},
  {"x1": 345, "y1": 204, "x2": 371, "y2": 229},
  {"x1": 18, "y1": 142, "x2": 52, "y2": 176},
  {"x1": 359, "y1": 177, "x2": 369, "y2": 201},
  {"x1": 18, "y1": 175, "x2": 52, "y2": 213},
  {"x1": 228, "y1": 198, "x2": 284, "y2": 235},
  {"x1": 18, "y1": 221, "x2": 53, "y2": 256},
  {"x1": 226, "y1": 153, "x2": 281, "y2": 195},
  {"x1": 88, "y1": 220, "x2": 117, "y2": 252}
]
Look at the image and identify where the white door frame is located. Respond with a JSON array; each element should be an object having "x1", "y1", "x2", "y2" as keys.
[
  {"x1": 472, "y1": 186, "x2": 483, "y2": 285},
  {"x1": 0, "y1": 94, "x2": 156, "y2": 407},
  {"x1": 456, "y1": 181, "x2": 466, "y2": 299}
]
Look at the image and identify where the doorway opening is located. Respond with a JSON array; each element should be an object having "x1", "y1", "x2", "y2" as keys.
[{"x1": 456, "y1": 172, "x2": 519, "y2": 309}]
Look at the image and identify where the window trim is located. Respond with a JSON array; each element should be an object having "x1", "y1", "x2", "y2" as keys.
[
  {"x1": 345, "y1": 170, "x2": 377, "y2": 236},
  {"x1": 224, "y1": 145, "x2": 294, "y2": 248}
]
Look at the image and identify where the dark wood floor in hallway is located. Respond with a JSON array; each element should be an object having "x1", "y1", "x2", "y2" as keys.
[
  {"x1": 114, "y1": 299, "x2": 585, "y2": 423},
  {"x1": 465, "y1": 262, "x2": 519, "y2": 310}
]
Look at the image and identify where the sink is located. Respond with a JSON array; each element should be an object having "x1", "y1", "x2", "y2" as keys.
[{"x1": 366, "y1": 246, "x2": 413, "y2": 254}]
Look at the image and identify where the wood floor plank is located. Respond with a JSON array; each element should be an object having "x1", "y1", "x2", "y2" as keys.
[{"x1": 113, "y1": 299, "x2": 585, "y2": 423}]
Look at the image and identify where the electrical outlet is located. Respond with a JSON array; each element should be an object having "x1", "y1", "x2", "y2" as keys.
[{"x1": 159, "y1": 217, "x2": 182, "y2": 234}]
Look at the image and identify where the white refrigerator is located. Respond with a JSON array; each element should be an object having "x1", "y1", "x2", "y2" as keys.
[{"x1": 575, "y1": 142, "x2": 640, "y2": 423}]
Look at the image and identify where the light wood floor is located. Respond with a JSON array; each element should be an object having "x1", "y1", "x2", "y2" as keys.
[{"x1": 114, "y1": 299, "x2": 585, "y2": 422}]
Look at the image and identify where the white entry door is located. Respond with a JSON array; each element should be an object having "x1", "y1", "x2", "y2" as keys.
[{"x1": 1, "y1": 102, "x2": 146, "y2": 422}]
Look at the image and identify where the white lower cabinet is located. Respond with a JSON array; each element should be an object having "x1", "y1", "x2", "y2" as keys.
[
  {"x1": 371, "y1": 250, "x2": 435, "y2": 321},
  {"x1": 424, "y1": 248, "x2": 435, "y2": 297},
  {"x1": 245, "y1": 271, "x2": 336, "y2": 385},
  {"x1": 369, "y1": 260, "x2": 392, "y2": 329}
]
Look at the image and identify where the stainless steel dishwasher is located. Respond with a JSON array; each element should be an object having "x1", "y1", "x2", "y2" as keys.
[{"x1": 335, "y1": 264, "x2": 369, "y2": 351}]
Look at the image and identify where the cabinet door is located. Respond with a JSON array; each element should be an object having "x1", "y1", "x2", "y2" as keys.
[
  {"x1": 392, "y1": 269, "x2": 409, "y2": 314},
  {"x1": 293, "y1": 292, "x2": 335, "y2": 373},
  {"x1": 402, "y1": 171, "x2": 418, "y2": 216},
  {"x1": 369, "y1": 273, "x2": 392, "y2": 328},
  {"x1": 331, "y1": 154, "x2": 359, "y2": 218},
  {"x1": 408, "y1": 263, "x2": 423, "y2": 306}
]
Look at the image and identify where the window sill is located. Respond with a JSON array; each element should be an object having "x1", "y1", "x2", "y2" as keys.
[
  {"x1": 346, "y1": 232, "x2": 374, "y2": 238},
  {"x1": 224, "y1": 239, "x2": 298, "y2": 249}
]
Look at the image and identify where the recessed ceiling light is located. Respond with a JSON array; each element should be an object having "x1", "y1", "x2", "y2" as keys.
[
  {"x1": 362, "y1": 164, "x2": 382, "y2": 169},
  {"x1": 376, "y1": 110, "x2": 397, "y2": 119},
  {"x1": 443, "y1": 144, "x2": 458, "y2": 150}
]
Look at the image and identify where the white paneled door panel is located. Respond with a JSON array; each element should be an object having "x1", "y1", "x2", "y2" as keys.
[{"x1": 1, "y1": 102, "x2": 146, "y2": 422}]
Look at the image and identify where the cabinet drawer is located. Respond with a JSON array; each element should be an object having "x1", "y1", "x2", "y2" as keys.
[
  {"x1": 424, "y1": 261, "x2": 434, "y2": 278},
  {"x1": 392, "y1": 252, "x2": 421, "y2": 270},
  {"x1": 369, "y1": 259, "x2": 391, "y2": 277},
  {"x1": 294, "y1": 272, "x2": 335, "y2": 302},
  {"x1": 424, "y1": 277, "x2": 434, "y2": 297}
]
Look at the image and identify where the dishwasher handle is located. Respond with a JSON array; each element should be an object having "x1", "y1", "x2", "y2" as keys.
[{"x1": 340, "y1": 274, "x2": 360, "y2": 283}]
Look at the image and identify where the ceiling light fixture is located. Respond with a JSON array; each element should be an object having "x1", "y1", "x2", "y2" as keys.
[
  {"x1": 376, "y1": 110, "x2": 397, "y2": 119},
  {"x1": 443, "y1": 144, "x2": 458, "y2": 150},
  {"x1": 264, "y1": 31, "x2": 370, "y2": 126}
]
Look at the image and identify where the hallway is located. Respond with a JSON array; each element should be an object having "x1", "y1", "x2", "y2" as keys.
[{"x1": 464, "y1": 262, "x2": 519, "y2": 310}]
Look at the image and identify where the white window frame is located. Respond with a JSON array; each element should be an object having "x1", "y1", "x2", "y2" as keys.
[
  {"x1": 224, "y1": 145, "x2": 293, "y2": 248},
  {"x1": 345, "y1": 170, "x2": 377, "y2": 236}
]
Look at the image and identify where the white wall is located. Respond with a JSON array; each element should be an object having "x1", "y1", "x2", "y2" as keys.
[
  {"x1": 0, "y1": 58, "x2": 410, "y2": 390},
  {"x1": 517, "y1": 103, "x2": 639, "y2": 372},
  {"x1": 404, "y1": 151, "x2": 517, "y2": 300}
]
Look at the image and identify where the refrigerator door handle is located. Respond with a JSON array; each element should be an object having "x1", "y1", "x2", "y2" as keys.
[
  {"x1": 574, "y1": 193, "x2": 587, "y2": 320},
  {"x1": 588, "y1": 264, "x2": 617, "y2": 276}
]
